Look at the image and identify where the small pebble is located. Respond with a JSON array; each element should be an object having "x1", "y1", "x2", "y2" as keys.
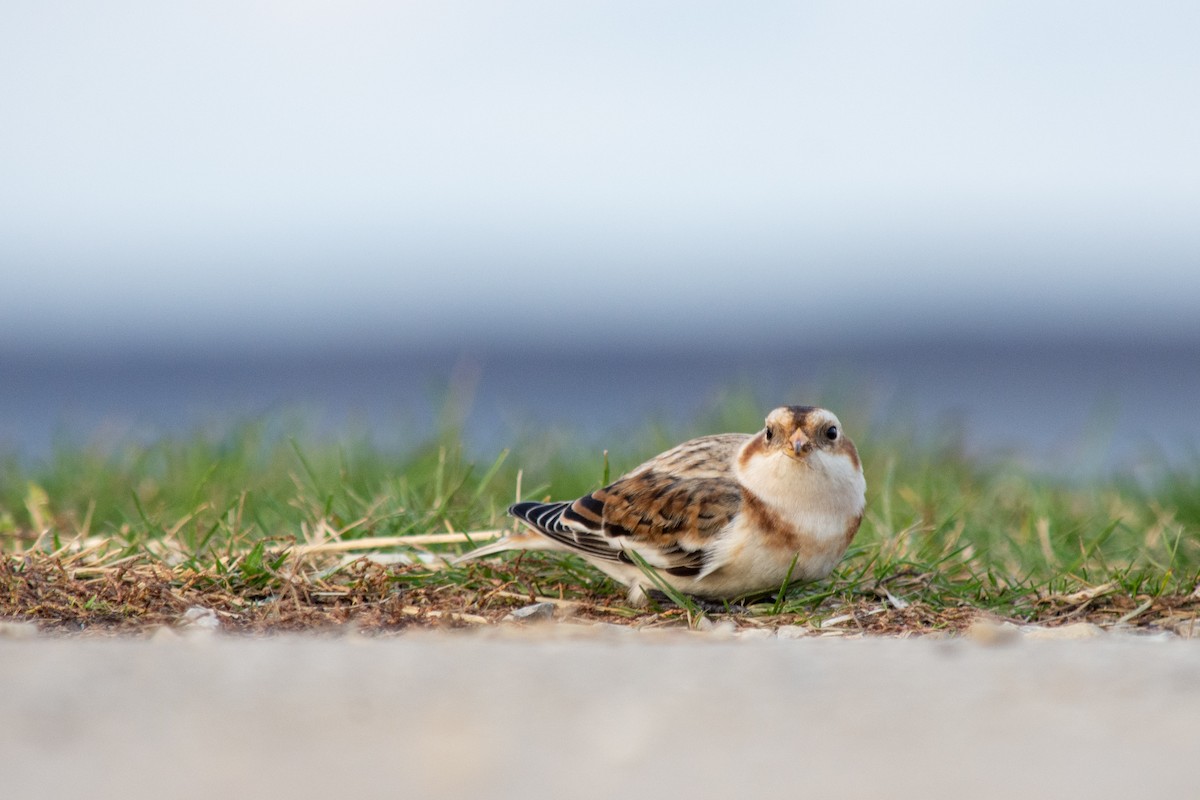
[
  {"x1": 964, "y1": 619, "x2": 1021, "y2": 645},
  {"x1": 776, "y1": 626, "x2": 810, "y2": 640},
  {"x1": 695, "y1": 617, "x2": 737, "y2": 638},
  {"x1": 1168, "y1": 617, "x2": 1200, "y2": 639},
  {"x1": 507, "y1": 602, "x2": 556, "y2": 622},
  {"x1": 149, "y1": 625, "x2": 180, "y2": 642},
  {"x1": 736, "y1": 628, "x2": 775, "y2": 641},
  {"x1": 1021, "y1": 622, "x2": 1104, "y2": 640},
  {"x1": 0, "y1": 620, "x2": 39, "y2": 640},
  {"x1": 181, "y1": 606, "x2": 221, "y2": 630}
]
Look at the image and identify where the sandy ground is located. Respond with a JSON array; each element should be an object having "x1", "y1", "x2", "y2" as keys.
[{"x1": 3, "y1": 630, "x2": 1198, "y2": 799}]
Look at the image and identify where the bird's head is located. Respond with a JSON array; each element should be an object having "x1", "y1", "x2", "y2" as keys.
[
  {"x1": 736, "y1": 404, "x2": 865, "y2": 511},
  {"x1": 761, "y1": 405, "x2": 856, "y2": 465}
]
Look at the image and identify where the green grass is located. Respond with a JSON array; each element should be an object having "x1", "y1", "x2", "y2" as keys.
[{"x1": 2, "y1": 395, "x2": 1199, "y2": 629}]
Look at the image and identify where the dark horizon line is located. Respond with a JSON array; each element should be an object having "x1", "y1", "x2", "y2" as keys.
[{"x1": 2, "y1": 328, "x2": 1197, "y2": 369}]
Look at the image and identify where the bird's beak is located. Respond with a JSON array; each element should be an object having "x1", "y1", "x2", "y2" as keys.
[{"x1": 789, "y1": 430, "x2": 810, "y2": 458}]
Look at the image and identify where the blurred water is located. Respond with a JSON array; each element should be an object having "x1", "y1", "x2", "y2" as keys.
[{"x1": 1, "y1": 338, "x2": 1197, "y2": 477}]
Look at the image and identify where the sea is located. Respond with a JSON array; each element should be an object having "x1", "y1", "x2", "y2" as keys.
[{"x1": 2, "y1": 337, "x2": 1197, "y2": 479}]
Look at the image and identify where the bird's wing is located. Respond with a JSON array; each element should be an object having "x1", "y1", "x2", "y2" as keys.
[{"x1": 510, "y1": 434, "x2": 748, "y2": 577}]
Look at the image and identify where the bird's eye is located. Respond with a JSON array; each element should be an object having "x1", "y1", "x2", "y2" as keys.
[
  {"x1": 765, "y1": 428, "x2": 774, "y2": 442},
  {"x1": 825, "y1": 426, "x2": 839, "y2": 441}
]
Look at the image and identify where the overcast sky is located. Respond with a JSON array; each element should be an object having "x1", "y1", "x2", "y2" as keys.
[{"x1": 2, "y1": 1, "x2": 1197, "y2": 354}]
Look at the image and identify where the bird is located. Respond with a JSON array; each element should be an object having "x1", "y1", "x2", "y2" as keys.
[{"x1": 459, "y1": 405, "x2": 866, "y2": 605}]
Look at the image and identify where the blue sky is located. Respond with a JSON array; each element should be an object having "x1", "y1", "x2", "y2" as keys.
[{"x1": 2, "y1": 1, "x2": 1197, "y2": 353}]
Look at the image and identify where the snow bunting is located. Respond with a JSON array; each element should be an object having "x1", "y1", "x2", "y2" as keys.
[{"x1": 461, "y1": 405, "x2": 866, "y2": 605}]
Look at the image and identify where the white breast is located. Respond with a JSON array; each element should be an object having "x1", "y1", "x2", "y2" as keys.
[{"x1": 736, "y1": 448, "x2": 866, "y2": 541}]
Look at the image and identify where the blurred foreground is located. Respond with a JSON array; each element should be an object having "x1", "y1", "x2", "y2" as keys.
[{"x1": 3, "y1": 634, "x2": 1197, "y2": 799}]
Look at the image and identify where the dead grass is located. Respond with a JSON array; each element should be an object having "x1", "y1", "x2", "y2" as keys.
[{"x1": 4, "y1": 533, "x2": 1197, "y2": 638}]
